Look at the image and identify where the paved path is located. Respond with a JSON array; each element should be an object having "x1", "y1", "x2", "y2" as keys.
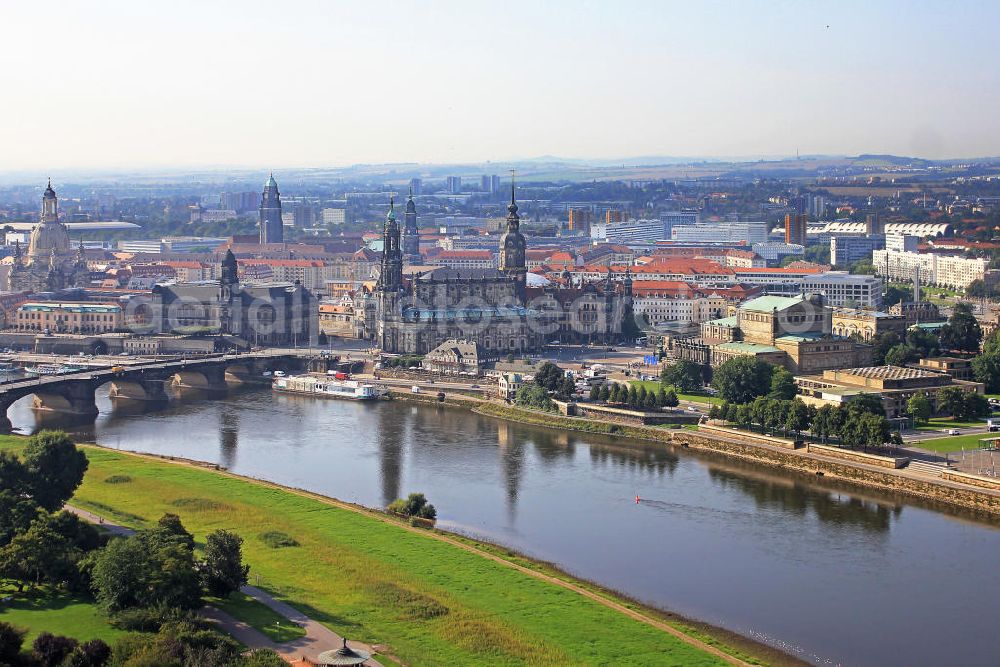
[{"x1": 65, "y1": 504, "x2": 381, "y2": 665}]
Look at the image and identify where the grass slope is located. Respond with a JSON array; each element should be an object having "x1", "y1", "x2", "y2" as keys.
[
  {"x1": 913, "y1": 433, "x2": 997, "y2": 454},
  {"x1": 207, "y1": 593, "x2": 305, "y2": 643},
  {"x1": 0, "y1": 437, "x2": 730, "y2": 666},
  {"x1": 0, "y1": 586, "x2": 128, "y2": 644}
]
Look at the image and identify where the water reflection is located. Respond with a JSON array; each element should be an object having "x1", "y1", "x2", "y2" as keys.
[{"x1": 6, "y1": 387, "x2": 1000, "y2": 667}]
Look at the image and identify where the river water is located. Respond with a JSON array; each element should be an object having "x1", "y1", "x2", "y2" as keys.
[{"x1": 10, "y1": 387, "x2": 1000, "y2": 667}]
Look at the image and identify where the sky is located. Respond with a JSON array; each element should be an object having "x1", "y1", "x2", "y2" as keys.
[{"x1": 2, "y1": 0, "x2": 1000, "y2": 171}]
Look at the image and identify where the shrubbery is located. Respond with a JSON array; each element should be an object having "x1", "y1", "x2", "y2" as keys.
[{"x1": 388, "y1": 493, "x2": 437, "y2": 521}]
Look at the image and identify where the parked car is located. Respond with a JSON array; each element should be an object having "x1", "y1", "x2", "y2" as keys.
[{"x1": 947, "y1": 429, "x2": 961, "y2": 436}]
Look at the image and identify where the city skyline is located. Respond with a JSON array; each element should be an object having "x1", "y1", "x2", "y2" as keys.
[{"x1": 3, "y1": 0, "x2": 1000, "y2": 170}]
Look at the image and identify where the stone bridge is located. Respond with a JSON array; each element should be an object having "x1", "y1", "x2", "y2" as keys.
[{"x1": 0, "y1": 351, "x2": 321, "y2": 431}]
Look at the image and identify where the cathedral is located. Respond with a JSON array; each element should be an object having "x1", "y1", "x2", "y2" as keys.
[
  {"x1": 369, "y1": 185, "x2": 635, "y2": 354},
  {"x1": 9, "y1": 181, "x2": 89, "y2": 293}
]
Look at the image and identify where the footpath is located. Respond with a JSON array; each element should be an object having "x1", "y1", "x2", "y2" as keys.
[{"x1": 65, "y1": 505, "x2": 383, "y2": 666}]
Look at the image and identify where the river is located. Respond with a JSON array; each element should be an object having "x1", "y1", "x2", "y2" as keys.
[{"x1": 9, "y1": 386, "x2": 1000, "y2": 667}]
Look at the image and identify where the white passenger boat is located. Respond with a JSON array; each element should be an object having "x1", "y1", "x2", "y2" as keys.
[
  {"x1": 272, "y1": 374, "x2": 384, "y2": 401},
  {"x1": 24, "y1": 363, "x2": 86, "y2": 377}
]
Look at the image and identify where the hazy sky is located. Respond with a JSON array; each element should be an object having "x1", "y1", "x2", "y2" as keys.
[{"x1": 3, "y1": 0, "x2": 1000, "y2": 170}]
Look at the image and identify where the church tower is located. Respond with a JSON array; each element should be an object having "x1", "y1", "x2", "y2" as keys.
[
  {"x1": 498, "y1": 178, "x2": 527, "y2": 301},
  {"x1": 377, "y1": 197, "x2": 403, "y2": 292},
  {"x1": 401, "y1": 186, "x2": 420, "y2": 265},
  {"x1": 259, "y1": 173, "x2": 283, "y2": 244},
  {"x1": 41, "y1": 179, "x2": 58, "y2": 223}
]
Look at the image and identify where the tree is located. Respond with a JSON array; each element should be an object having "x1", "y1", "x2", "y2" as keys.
[
  {"x1": 0, "y1": 517, "x2": 75, "y2": 591},
  {"x1": 972, "y1": 353, "x2": 1000, "y2": 393},
  {"x1": 905, "y1": 328, "x2": 941, "y2": 358},
  {"x1": 64, "y1": 639, "x2": 112, "y2": 667},
  {"x1": 907, "y1": 394, "x2": 932, "y2": 425},
  {"x1": 935, "y1": 386, "x2": 967, "y2": 418},
  {"x1": 884, "y1": 344, "x2": 914, "y2": 367},
  {"x1": 514, "y1": 384, "x2": 553, "y2": 411},
  {"x1": 21, "y1": 431, "x2": 88, "y2": 512},
  {"x1": 871, "y1": 332, "x2": 902, "y2": 366},
  {"x1": 961, "y1": 392, "x2": 991, "y2": 421},
  {"x1": 202, "y1": 530, "x2": 250, "y2": 598},
  {"x1": 768, "y1": 367, "x2": 798, "y2": 400},
  {"x1": 557, "y1": 376, "x2": 576, "y2": 400},
  {"x1": 627, "y1": 386, "x2": 638, "y2": 407},
  {"x1": 784, "y1": 400, "x2": 810, "y2": 436},
  {"x1": 533, "y1": 362, "x2": 566, "y2": 392},
  {"x1": 608, "y1": 383, "x2": 620, "y2": 403},
  {"x1": 589, "y1": 384, "x2": 600, "y2": 401},
  {"x1": 883, "y1": 284, "x2": 909, "y2": 307},
  {"x1": 939, "y1": 302, "x2": 982, "y2": 353},
  {"x1": 850, "y1": 259, "x2": 876, "y2": 275},
  {"x1": 157, "y1": 513, "x2": 195, "y2": 551},
  {"x1": 662, "y1": 388, "x2": 679, "y2": 408},
  {"x1": 657, "y1": 387, "x2": 668, "y2": 407},
  {"x1": 598, "y1": 384, "x2": 610, "y2": 402},
  {"x1": 846, "y1": 393, "x2": 886, "y2": 417},
  {"x1": 708, "y1": 404, "x2": 721, "y2": 419},
  {"x1": 91, "y1": 529, "x2": 202, "y2": 614},
  {"x1": 643, "y1": 392, "x2": 657, "y2": 410},
  {"x1": 660, "y1": 360, "x2": 703, "y2": 393},
  {"x1": 711, "y1": 357, "x2": 775, "y2": 404},
  {"x1": 33, "y1": 632, "x2": 78, "y2": 667},
  {"x1": 0, "y1": 621, "x2": 25, "y2": 666},
  {"x1": 811, "y1": 404, "x2": 833, "y2": 442},
  {"x1": 860, "y1": 413, "x2": 891, "y2": 450}
]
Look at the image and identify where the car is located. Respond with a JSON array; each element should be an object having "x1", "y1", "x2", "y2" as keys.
[
  {"x1": 470, "y1": 384, "x2": 480, "y2": 389},
  {"x1": 273, "y1": 370, "x2": 286, "y2": 378},
  {"x1": 947, "y1": 429, "x2": 961, "y2": 436}
]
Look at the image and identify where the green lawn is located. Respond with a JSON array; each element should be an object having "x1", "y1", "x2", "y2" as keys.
[
  {"x1": 208, "y1": 592, "x2": 305, "y2": 643},
  {"x1": 630, "y1": 380, "x2": 722, "y2": 405},
  {"x1": 0, "y1": 437, "x2": 734, "y2": 666},
  {"x1": 0, "y1": 586, "x2": 128, "y2": 644},
  {"x1": 910, "y1": 433, "x2": 998, "y2": 454},
  {"x1": 914, "y1": 417, "x2": 987, "y2": 432}
]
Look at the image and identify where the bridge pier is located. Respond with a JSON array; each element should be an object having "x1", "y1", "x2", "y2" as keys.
[
  {"x1": 171, "y1": 365, "x2": 228, "y2": 392},
  {"x1": 109, "y1": 378, "x2": 169, "y2": 402},
  {"x1": 32, "y1": 380, "x2": 99, "y2": 417}
]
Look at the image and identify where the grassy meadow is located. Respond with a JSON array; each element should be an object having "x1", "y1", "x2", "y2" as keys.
[{"x1": 0, "y1": 436, "x2": 743, "y2": 666}]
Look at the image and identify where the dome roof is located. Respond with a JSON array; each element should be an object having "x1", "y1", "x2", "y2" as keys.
[
  {"x1": 43, "y1": 179, "x2": 56, "y2": 199},
  {"x1": 27, "y1": 220, "x2": 71, "y2": 260},
  {"x1": 264, "y1": 172, "x2": 278, "y2": 189}
]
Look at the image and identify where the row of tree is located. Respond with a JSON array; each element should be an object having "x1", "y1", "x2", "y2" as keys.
[
  {"x1": 709, "y1": 393, "x2": 900, "y2": 450},
  {"x1": 708, "y1": 357, "x2": 798, "y2": 405},
  {"x1": 589, "y1": 382, "x2": 679, "y2": 410},
  {"x1": 906, "y1": 387, "x2": 991, "y2": 424}
]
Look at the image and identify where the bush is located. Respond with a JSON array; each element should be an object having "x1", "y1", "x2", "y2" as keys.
[
  {"x1": 259, "y1": 531, "x2": 299, "y2": 548},
  {"x1": 388, "y1": 493, "x2": 437, "y2": 522},
  {"x1": 111, "y1": 605, "x2": 190, "y2": 632},
  {"x1": 0, "y1": 621, "x2": 26, "y2": 665},
  {"x1": 410, "y1": 516, "x2": 436, "y2": 529},
  {"x1": 33, "y1": 632, "x2": 78, "y2": 667},
  {"x1": 64, "y1": 639, "x2": 111, "y2": 667},
  {"x1": 103, "y1": 475, "x2": 131, "y2": 484}
]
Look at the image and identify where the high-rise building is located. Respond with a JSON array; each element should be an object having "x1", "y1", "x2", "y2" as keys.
[
  {"x1": 605, "y1": 209, "x2": 625, "y2": 224},
  {"x1": 220, "y1": 191, "x2": 260, "y2": 213},
  {"x1": 784, "y1": 213, "x2": 807, "y2": 246},
  {"x1": 567, "y1": 208, "x2": 594, "y2": 232},
  {"x1": 490, "y1": 174, "x2": 501, "y2": 194},
  {"x1": 446, "y1": 176, "x2": 462, "y2": 194},
  {"x1": 259, "y1": 173, "x2": 283, "y2": 244},
  {"x1": 409, "y1": 178, "x2": 423, "y2": 196}
]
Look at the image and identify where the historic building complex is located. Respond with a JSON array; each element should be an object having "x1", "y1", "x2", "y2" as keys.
[
  {"x1": 367, "y1": 186, "x2": 634, "y2": 354},
  {"x1": 9, "y1": 181, "x2": 89, "y2": 293}
]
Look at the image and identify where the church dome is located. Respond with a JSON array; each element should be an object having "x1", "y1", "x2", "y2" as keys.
[{"x1": 28, "y1": 219, "x2": 71, "y2": 260}]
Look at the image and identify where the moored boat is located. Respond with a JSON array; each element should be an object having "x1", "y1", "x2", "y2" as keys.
[{"x1": 272, "y1": 373, "x2": 384, "y2": 400}]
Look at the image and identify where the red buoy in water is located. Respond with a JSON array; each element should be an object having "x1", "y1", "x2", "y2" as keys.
[{"x1": 635, "y1": 495, "x2": 640, "y2": 504}]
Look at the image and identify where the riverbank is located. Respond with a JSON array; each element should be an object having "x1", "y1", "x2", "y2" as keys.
[
  {"x1": 459, "y1": 399, "x2": 1000, "y2": 517},
  {"x1": 0, "y1": 435, "x2": 799, "y2": 667}
]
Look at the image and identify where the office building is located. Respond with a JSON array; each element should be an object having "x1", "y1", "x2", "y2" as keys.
[
  {"x1": 784, "y1": 213, "x2": 807, "y2": 246},
  {"x1": 672, "y1": 221, "x2": 769, "y2": 244},
  {"x1": 873, "y1": 249, "x2": 996, "y2": 290},
  {"x1": 800, "y1": 272, "x2": 883, "y2": 309},
  {"x1": 886, "y1": 233, "x2": 919, "y2": 253},
  {"x1": 830, "y1": 235, "x2": 885, "y2": 266},
  {"x1": 567, "y1": 208, "x2": 594, "y2": 232},
  {"x1": 446, "y1": 176, "x2": 462, "y2": 194},
  {"x1": 408, "y1": 178, "x2": 423, "y2": 196}
]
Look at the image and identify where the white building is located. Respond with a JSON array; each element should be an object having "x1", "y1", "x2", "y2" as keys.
[
  {"x1": 322, "y1": 208, "x2": 347, "y2": 225},
  {"x1": 801, "y1": 272, "x2": 884, "y2": 309},
  {"x1": 672, "y1": 221, "x2": 769, "y2": 244},
  {"x1": 885, "y1": 233, "x2": 919, "y2": 253},
  {"x1": 633, "y1": 294, "x2": 728, "y2": 326},
  {"x1": 873, "y1": 249, "x2": 994, "y2": 290},
  {"x1": 752, "y1": 242, "x2": 805, "y2": 262},
  {"x1": 592, "y1": 218, "x2": 667, "y2": 244}
]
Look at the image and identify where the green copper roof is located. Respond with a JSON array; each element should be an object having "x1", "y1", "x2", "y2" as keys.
[
  {"x1": 739, "y1": 294, "x2": 807, "y2": 313},
  {"x1": 707, "y1": 315, "x2": 737, "y2": 327},
  {"x1": 264, "y1": 173, "x2": 278, "y2": 189},
  {"x1": 715, "y1": 341, "x2": 781, "y2": 354}
]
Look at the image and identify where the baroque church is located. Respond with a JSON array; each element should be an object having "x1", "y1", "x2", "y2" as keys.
[
  {"x1": 10, "y1": 181, "x2": 89, "y2": 293},
  {"x1": 368, "y1": 185, "x2": 635, "y2": 354}
]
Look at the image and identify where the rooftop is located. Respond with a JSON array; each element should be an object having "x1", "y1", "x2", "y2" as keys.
[
  {"x1": 715, "y1": 341, "x2": 780, "y2": 354},
  {"x1": 739, "y1": 294, "x2": 808, "y2": 313}
]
